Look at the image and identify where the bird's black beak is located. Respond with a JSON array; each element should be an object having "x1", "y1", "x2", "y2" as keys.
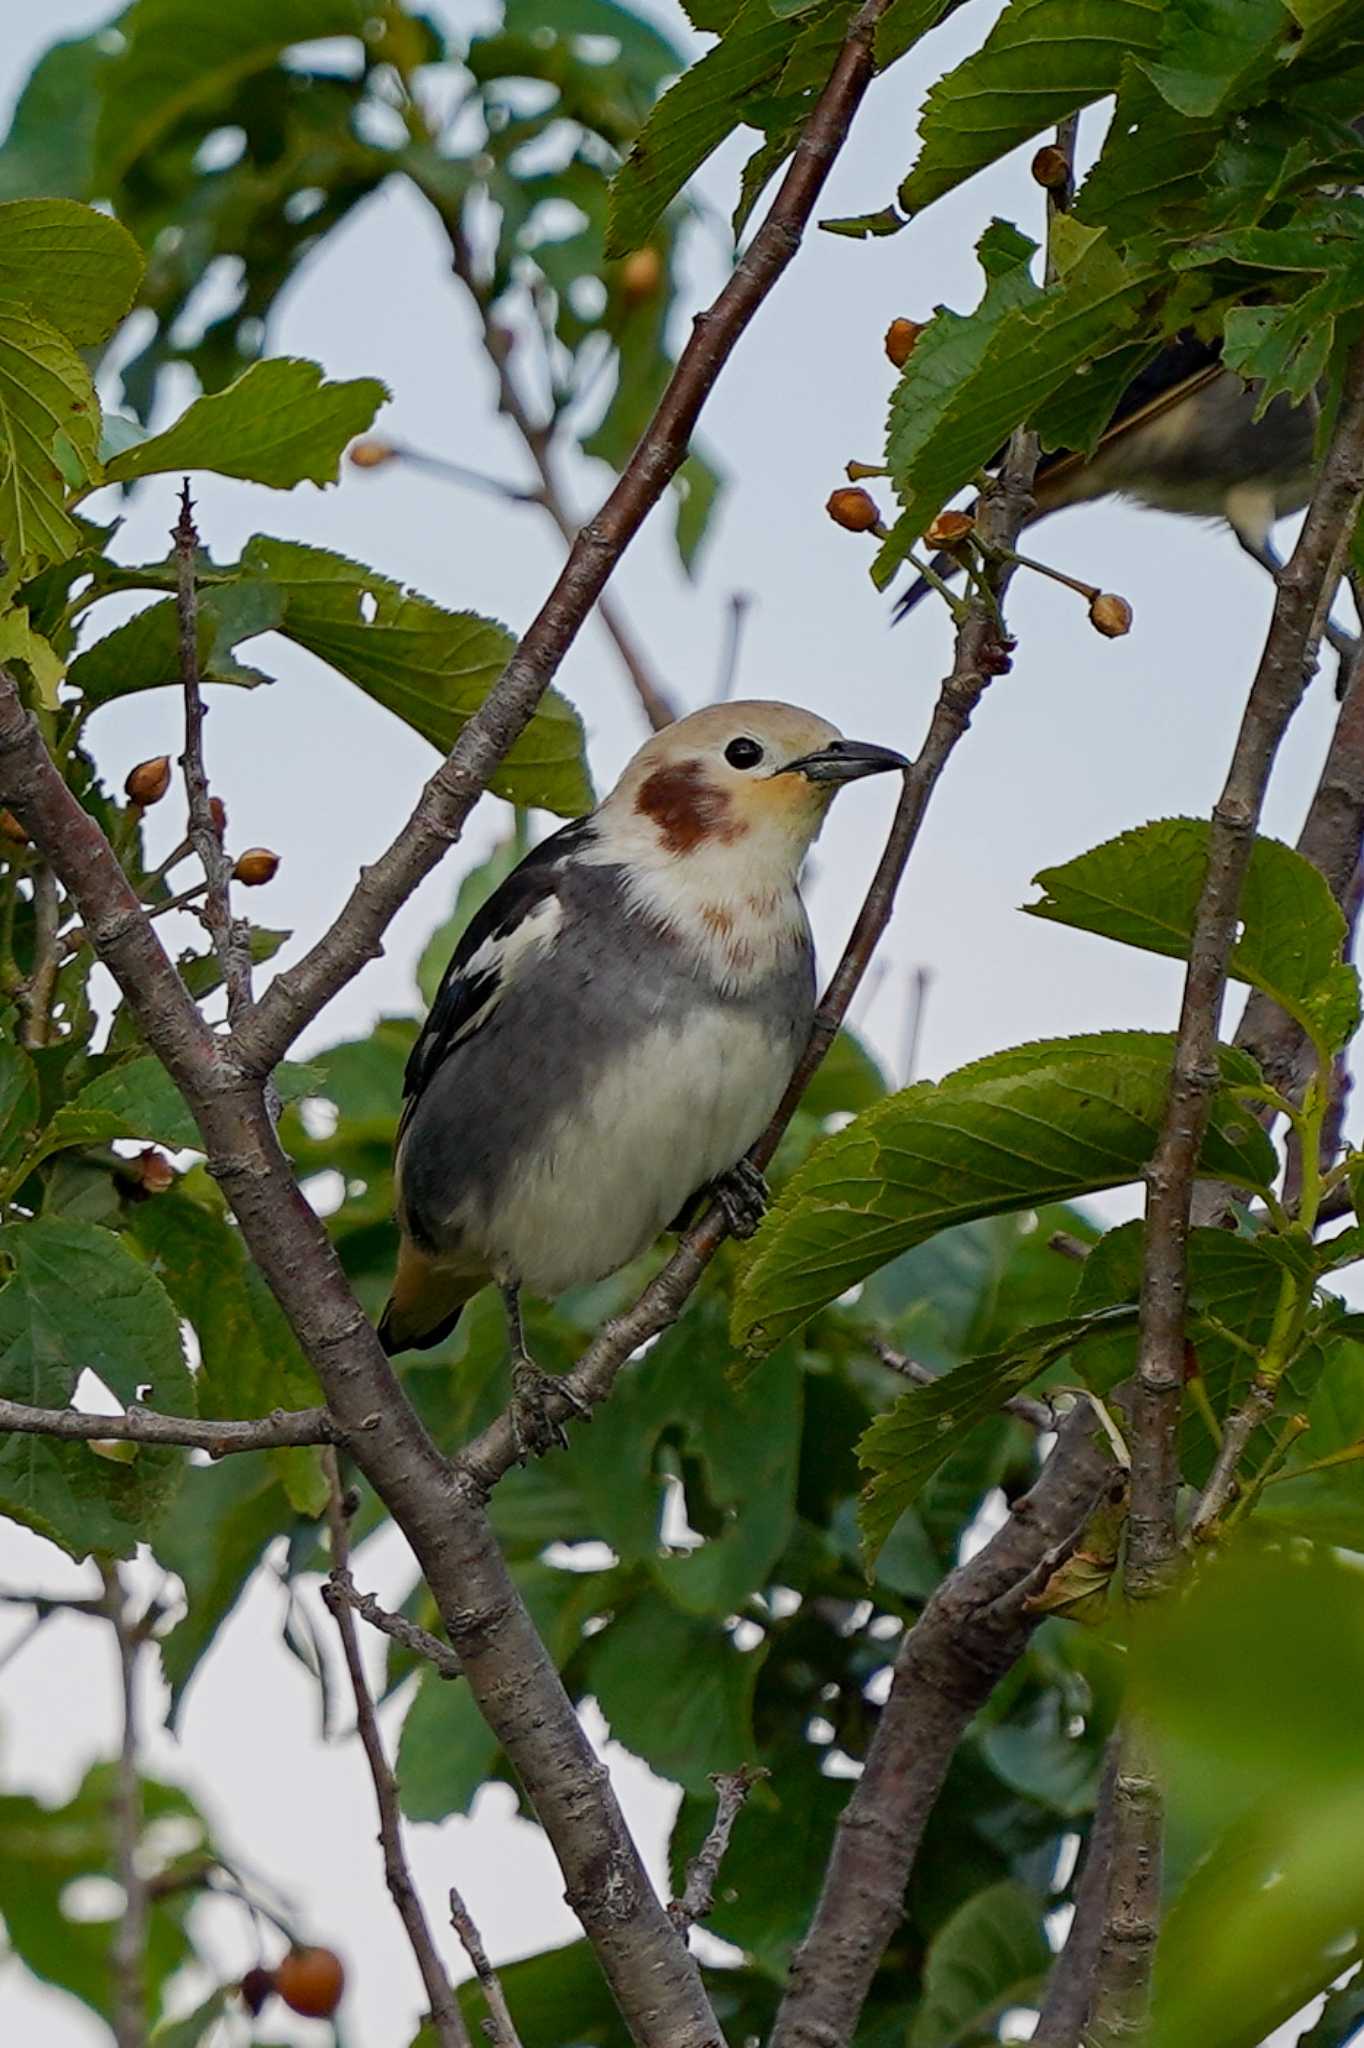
[{"x1": 780, "y1": 739, "x2": 909, "y2": 784}]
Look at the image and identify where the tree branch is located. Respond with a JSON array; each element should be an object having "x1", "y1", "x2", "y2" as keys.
[
  {"x1": 1087, "y1": 338, "x2": 1364, "y2": 2048},
  {"x1": 0, "y1": 1397, "x2": 341, "y2": 1454},
  {"x1": 769, "y1": 1404, "x2": 1115, "y2": 2048},
  {"x1": 231, "y1": 0, "x2": 894, "y2": 1079},
  {"x1": 321, "y1": 1458, "x2": 469, "y2": 2048},
  {"x1": 668, "y1": 1765, "x2": 767, "y2": 1935}
]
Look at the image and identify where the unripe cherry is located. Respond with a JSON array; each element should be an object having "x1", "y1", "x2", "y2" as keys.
[
  {"x1": 349, "y1": 438, "x2": 397, "y2": 469},
  {"x1": 125, "y1": 756, "x2": 171, "y2": 807},
  {"x1": 233, "y1": 847, "x2": 280, "y2": 886},
  {"x1": 1089, "y1": 592, "x2": 1133, "y2": 638},
  {"x1": 826, "y1": 487, "x2": 882, "y2": 534},
  {"x1": 618, "y1": 247, "x2": 664, "y2": 302}
]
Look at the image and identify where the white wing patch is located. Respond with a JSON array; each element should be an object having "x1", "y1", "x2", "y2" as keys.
[{"x1": 450, "y1": 894, "x2": 564, "y2": 1047}]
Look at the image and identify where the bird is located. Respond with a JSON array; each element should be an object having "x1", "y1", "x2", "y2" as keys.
[
  {"x1": 377, "y1": 700, "x2": 907, "y2": 1453},
  {"x1": 893, "y1": 334, "x2": 1320, "y2": 621}
]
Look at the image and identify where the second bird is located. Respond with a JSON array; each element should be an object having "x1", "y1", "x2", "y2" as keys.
[{"x1": 379, "y1": 701, "x2": 906, "y2": 1451}]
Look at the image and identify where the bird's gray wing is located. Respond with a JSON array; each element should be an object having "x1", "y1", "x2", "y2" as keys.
[{"x1": 398, "y1": 815, "x2": 595, "y2": 1140}]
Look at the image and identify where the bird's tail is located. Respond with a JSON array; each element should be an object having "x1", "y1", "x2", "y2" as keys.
[{"x1": 378, "y1": 1240, "x2": 483, "y2": 1355}]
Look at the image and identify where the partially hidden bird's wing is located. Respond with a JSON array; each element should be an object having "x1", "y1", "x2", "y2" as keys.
[
  {"x1": 398, "y1": 815, "x2": 595, "y2": 1140},
  {"x1": 892, "y1": 334, "x2": 1226, "y2": 621}
]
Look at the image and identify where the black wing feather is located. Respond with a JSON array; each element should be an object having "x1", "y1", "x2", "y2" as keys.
[{"x1": 400, "y1": 815, "x2": 595, "y2": 1118}]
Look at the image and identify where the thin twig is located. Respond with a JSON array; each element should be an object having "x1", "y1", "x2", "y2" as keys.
[
  {"x1": 321, "y1": 1455, "x2": 469, "y2": 2048},
  {"x1": 714, "y1": 592, "x2": 754, "y2": 701},
  {"x1": 449, "y1": 1887, "x2": 525, "y2": 2048},
  {"x1": 102, "y1": 1563, "x2": 148, "y2": 2048},
  {"x1": 175, "y1": 484, "x2": 253, "y2": 1024},
  {"x1": 870, "y1": 1338, "x2": 1055, "y2": 1431},
  {"x1": 0, "y1": 1397, "x2": 341, "y2": 1454},
  {"x1": 328, "y1": 1566, "x2": 461, "y2": 1679},
  {"x1": 233, "y1": 0, "x2": 895, "y2": 1077},
  {"x1": 901, "y1": 963, "x2": 931, "y2": 1082},
  {"x1": 1031, "y1": 1739, "x2": 1119, "y2": 2048},
  {"x1": 668, "y1": 1765, "x2": 767, "y2": 1933},
  {"x1": 1087, "y1": 338, "x2": 1364, "y2": 2048}
]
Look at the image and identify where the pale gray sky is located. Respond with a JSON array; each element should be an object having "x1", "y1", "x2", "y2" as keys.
[{"x1": 0, "y1": 0, "x2": 1351, "y2": 2041}]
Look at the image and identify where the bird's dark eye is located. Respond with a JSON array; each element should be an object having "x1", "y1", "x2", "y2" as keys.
[{"x1": 725, "y1": 736, "x2": 764, "y2": 770}]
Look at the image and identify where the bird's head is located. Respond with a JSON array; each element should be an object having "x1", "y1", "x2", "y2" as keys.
[{"x1": 600, "y1": 701, "x2": 907, "y2": 875}]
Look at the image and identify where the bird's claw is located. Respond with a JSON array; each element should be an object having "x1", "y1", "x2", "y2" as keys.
[
  {"x1": 714, "y1": 1159, "x2": 769, "y2": 1239},
  {"x1": 509, "y1": 1358, "x2": 590, "y2": 1462}
]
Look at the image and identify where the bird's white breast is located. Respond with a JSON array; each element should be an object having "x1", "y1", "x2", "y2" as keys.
[{"x1": 476, "y1": 1004, "x2": 794, "y2": 1298}]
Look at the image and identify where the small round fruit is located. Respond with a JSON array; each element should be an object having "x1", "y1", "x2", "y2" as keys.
[
  {"x1": 349, "y1": 438, "x2": 397, "y2": 469},
  {"x1": 826, "y1": 487, "x2": 881, "y2": 534},
  {"x1": 125, "y1": 756, "x2": 172, "y2": 806},
  {"x1": 1089, "y1": 592, "x2": 1133, "y2": 638},
  {"x1": 0, "y1": 807, "x2": 30, "y2": 846},
  {"x1": 618, "y1": 247, "x2": 664, "y2": 302},
  {"x1": 233, "y1": 847, "x2": 281, "y2": 886},
  {"x1": 275, "y1": 1946, "x2": 346, "y2": 2019},
  {"x1": 1031, "y1": 144, "x2": 1070, "y2": 190}
]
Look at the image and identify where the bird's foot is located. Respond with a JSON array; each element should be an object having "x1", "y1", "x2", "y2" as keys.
[
  {"x1": 713, "y1": 1159, "x2": 769, "y2": 1240},
  {"x1": 509, "y1": 1357, "x2": 591, "y2": 1462}
]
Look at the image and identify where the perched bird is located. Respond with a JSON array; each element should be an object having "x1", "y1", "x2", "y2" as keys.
[
  {"x1": 894, "y1": 335, "x2": 1319, "y2": 620},
  {"x1": 378, "y1": 701, "x2": 906, "y2": 1449}
]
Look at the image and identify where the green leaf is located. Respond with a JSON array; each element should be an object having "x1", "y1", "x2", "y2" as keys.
[
  {"x1": 69, "y1": 584, "x2": 282, "y2": 705},
  {"x1": 0, "y1": 303, "x2": 101, "y2": 589},
  {"x1": 129, "y1": 1193, "x2": 321, "y2": 1437},
  {"x1": 152, "y1": 1457, "x2": 297, "y2": 1724},
  {"x1": 874, "y1": 222, "x2": 1157, "y2": 579},
  {"x1": 911, "y1": 1881, "x2": 1051, "y2": 2047},
  {"x1": 1138, "y1": 0, "x2": 1292, "y2": 118},
  {"x1": 0, "y1": 1766, "x2": 211, "y2": 2021},
  {"x1": 607, "y1": 0, "x2": 821, "y2": 255},
  {"x1": 732, "y1": 1033, "x2": 1276, "y2": 1354},
  {"x1": 1072, "y1": 71, "x2": 1224, "y2": 240},
  {"x1": 236, "y1": 536, "x2": 593, "y2": 815},
  {"x1": 673, "y1": 448, "x2": 724, "y2": 577},
  {"x1": 0, "y1": 1039, "x2": 38, "y2": 1167},
  {"x1": 898, "y1": 0, "x2": 1165, "y2": 215},
  {"x1": 150, "y1": 1989, "x2": 232, "y2": 2047},
  {"x1": 0, "y1": 36, "x2": 112, "y2": 202},
  {"x1": 0, "y1": 1217, "x2": 194, "y2": 1557},
  {"x1": 875, "y1": 0, "x2": 957, "y2": 70},
  {"x1": 103, "y1": 358, "x2": 388, "y2": 492},
  {"x1": 1027, "y1": 817, "x2": 1361, "y2": 1058},
  {"x1": 94, "y1": 0, "x2": 371, "y2": 185},
  {"x1": 0, "y1": 199, "x2": 143, "y2": 348},
  {"x1": 856, "y1": 1315, "x2": 1128, "y2": 1564},
  {"x1": 0, "y1": 605, "x2": 63, "y2": 706},
  {"x1": 586, "y1": 1588, "x2": 759, "y2": 1794}
]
